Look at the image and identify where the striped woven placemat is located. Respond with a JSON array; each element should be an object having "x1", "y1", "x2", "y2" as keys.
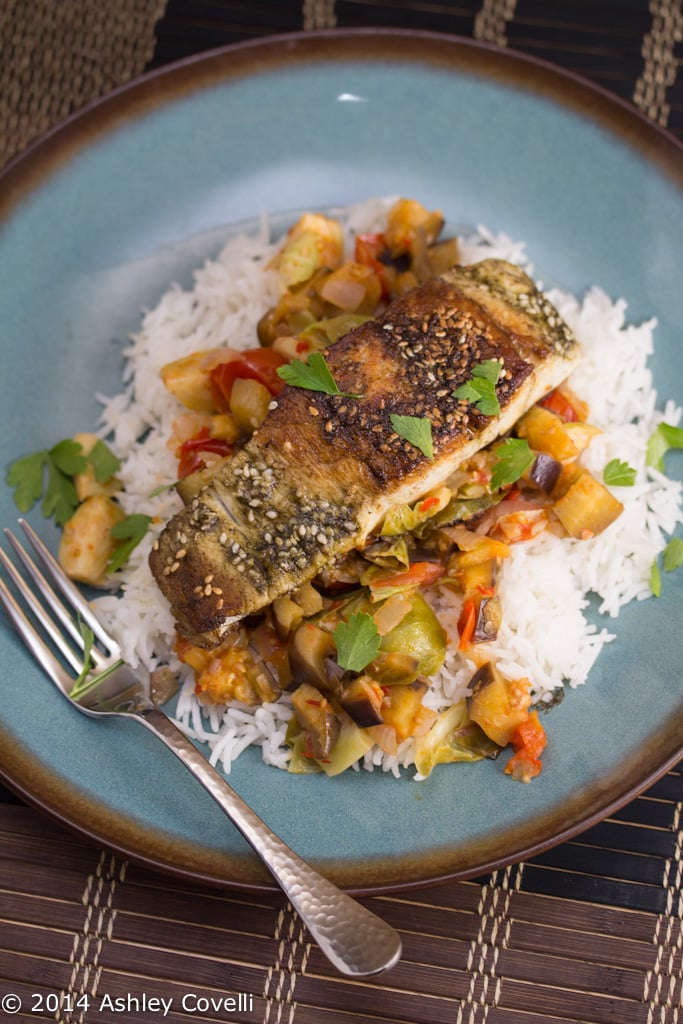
[
  {"x1": 1, "y1": 763, "x2": 682, "y2": 1023},
  {"x1": 1, "y1": 2, "x2": 682, "y2": 1021},
  {"x1": 2, "y1": 0, "x2": 682, "y2": 170}
]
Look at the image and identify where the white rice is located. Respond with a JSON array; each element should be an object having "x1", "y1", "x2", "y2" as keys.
[{"x1": 91, "y1": 198, "x2": 683, "y2": 777}]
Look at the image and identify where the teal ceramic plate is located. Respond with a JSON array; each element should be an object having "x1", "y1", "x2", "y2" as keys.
[{"x1": 0, "y1": 31, "x2": 681, "y2": 892}]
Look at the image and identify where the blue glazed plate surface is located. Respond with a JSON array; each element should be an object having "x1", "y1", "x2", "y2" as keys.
[{"x1": 0, "y1": 31, "x2": 681, "y2": 891}]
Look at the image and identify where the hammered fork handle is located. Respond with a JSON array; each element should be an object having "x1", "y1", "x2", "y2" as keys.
[{"x1": 135, "y1": 703, "x2": 402, "y2": 977}]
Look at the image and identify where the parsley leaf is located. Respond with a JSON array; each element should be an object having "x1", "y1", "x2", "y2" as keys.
[
  {"x1": 276, "y1": 352, "x2": 361, "y2": 398},
  {"x1": 50, "y1": 439, "x2": 88, "y2": 477},
  {"x1": 646, "y1": 422, "x2": 683, "y2": 472},
  {"x1": 87, "y1": 439, "x2": 121, "y2": 483},
  {"x1": 472, "y1": 360, "x2": 503, "y2": 384},
  {"x1": 333, "y1": 612, "x2": 381, "y2": 672},
  {"x1": 6, "y1": 438, "x2": 118, "y2": 527},
  {"x1": 650, "y1": 559, "x2": 662, "y2": 597},
  {"x1": 453, "y1": 360, "x2": 502, "y2": 417},
  {"x1": 490, "y1": 437, "x2": 534, "y2": 490},
  {"x1": 7, "y1": 451, "x2": 47, "y2": 512},
  {"x1": 603, "y1": 458, "x2": 637, "y2": 486},
  {"x1": 41, "y1": 454, "x2": 79, "y2": 526},
  {"x1": 107, "y1": 514, "x2": 153, "y2": 574},
  {"x1": 663, "y1": 537, "x2": 683, "y2": 572},
  {"x1": 390, "y1": 414, "x2": 434, "y2": 459}
]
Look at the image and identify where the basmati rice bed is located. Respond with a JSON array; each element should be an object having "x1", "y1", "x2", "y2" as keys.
[{"x1": 92, "y1": 198, "x2": 683, "y2": 779}]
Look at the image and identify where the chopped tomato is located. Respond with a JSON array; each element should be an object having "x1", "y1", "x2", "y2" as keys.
[
  {"x1": 354, "y1": 233, "x2": 391, "y2": 298},
  {"x1": 457, "y1": 598, "x2": 476, "y2": 650},
  {"x1": 504, "y1": 711, "x2": 546, "y2": 782},
  {"x1": 539, "y1": 389, "x2": 579, "y2": 422},
  {"x1": 176, "y1": 428, "x2": 232, "y2": 478},
  {"x1": 418, "y1": 495, "x2": 441, "y2": 513},
  {"x1": 371, "y1": 561, "x2": 446, "y2": 591},
  {"x1": 210, "y1": 347, "x2": 288, "y2": 410}
]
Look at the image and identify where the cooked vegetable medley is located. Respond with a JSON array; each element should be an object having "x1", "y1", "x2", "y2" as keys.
[
  {"x1": 153, "y1": 200, "x2": 624, "y2": 782},
  {"x1": 12, "y1": 197, "x2": 676, "y2": 783}
]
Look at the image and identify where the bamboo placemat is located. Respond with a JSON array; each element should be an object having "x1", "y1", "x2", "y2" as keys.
[
  {"x1": 1, "y1": 764, "x2": 682, "y2": 1022},
  {"x1": 1, "y1": 2, "x2": 683, "y2": 1021}
]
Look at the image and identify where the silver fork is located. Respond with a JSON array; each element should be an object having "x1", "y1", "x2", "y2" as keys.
[{"x1": 0, "y1": 518, "x2": 402, "y2": 978}]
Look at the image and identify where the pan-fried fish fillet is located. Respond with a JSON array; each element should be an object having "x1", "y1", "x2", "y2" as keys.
[{"x1": 150, "y1": 258, "x2": 580, "y2": 646}]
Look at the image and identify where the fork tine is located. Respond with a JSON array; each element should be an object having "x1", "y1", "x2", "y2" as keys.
[
  {"x1": 4, "y1": 529, "x2": 90, "y2": 651},
  {"x1": 0, "y1": 543, "x2": 87, "y2": 675},
  {"x1": 0, "y1": 568, "x2": 76, "y2": 694},
  {"x1": 17, "y1": 518, "x2": 117, "y2": 653}
]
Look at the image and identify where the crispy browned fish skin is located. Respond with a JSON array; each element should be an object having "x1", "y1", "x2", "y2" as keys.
[{"x1": 150, "y1": 259, "x2": 580, "y2": 646}]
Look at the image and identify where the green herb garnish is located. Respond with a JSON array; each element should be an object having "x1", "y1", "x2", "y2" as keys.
[
  {"x1": 389, "y1": 414, "x2": 434, "y2": 460},
  {"x1": 70, "y1": 618, "x2": 96, "y2": 698},
  {"x1": 603, "y1": 458, "x2": 637, "y2": 486},
  {"x1": 276, "y1": 351, "x2": 361, "y2": 398},
  {"x1": 107, "y1": 514, "x2": 153, "y2": 574},
  {"x1": 646, "y1": 422, "x2": 683, "y2": 472},
  {"x1": 7, "y1": 438, "x2": 120, "y2": 527},
  {"x1": 8, "y1": 442, "x2": 85, "y2": 526},
  {"x1": 490, "y1": 437, "x2": 534, "y2": 490},
  {"x1": 650, "y1": 559, "x2": 662, "y2": 597},
  {"x1": 662, "y1": 537, "x2": 683, "y2": 572},
  {"x1": 453, "y1": 360, "x2": 502, "y2": 417},
  {"x1": 88, "y1": 439, "x2": 121, "y2": 483},
  {"x1": 333, "y1": 611, "x2": 381, "y2": 673}
]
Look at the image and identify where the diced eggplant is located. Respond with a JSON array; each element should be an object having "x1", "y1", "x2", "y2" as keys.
[
  {"x1": 160, "y1": 351, "x2": 217, "y2": 413},
  {"x1": 149, "y1": 666, "x2": 180, "y2": 705},
  {"x1": 319, "y1": 715, "x2": 374, "y2": 777},
  {"x1": 229, "y1": 377, "x2": 271, "y2": 434},
  {"x1": 467, "y1": 662, "x2": 532, "y2": 747},
  {"x1": 516, "y1": 404, "x2": 580, "y2": 462},
  {"x1": 288, "y1": 622, "x2": 335, "y2": 690},
  {"x1": 290, "y1": 580, "x2": 324, "y2": 616},
  {"x1": 58, "y1": 494, "x2": 125, "y2": 587},
  {"x1": 427, "y1": 237, "x2": 460, "y2": 276},
  {"x1": 528, "y1": 452, "x2": 562, "y2": 493},
  {"x1": 272, "y1": 596, "x2": 304, "y2": 639},
  {"x1": 472, "y1": 596, "x2": 502, "y2": 643},
  {"x1": 553, "y1": 469, "x2": 624, "y2": 539},
  {"x1": 290, "y1": 683, "x2": 340, "y2": 761},
  {"x1": 175, "y1": 458, "x2": 230, "y2": 504},
  {"x1": 381, "y1": 678, "x2": 428, "y2": 742},
  {"x1": 339, "y1": 675, "x2": 385, "y2": 727}
]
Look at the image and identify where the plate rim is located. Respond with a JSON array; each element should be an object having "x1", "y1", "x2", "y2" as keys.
[{"x1": 1, "y1": 27, "x2": 682, "y2": 894}]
